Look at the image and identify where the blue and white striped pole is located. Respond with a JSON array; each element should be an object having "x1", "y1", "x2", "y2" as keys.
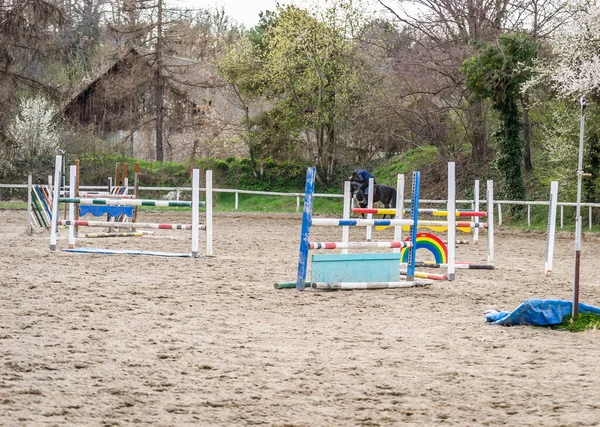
[
  {"x1": 406, "y1": 171, "x2": 420, "y2": 280},
  {"x1": 296, "y1": 167, "x2": 316, "y2": 290}
]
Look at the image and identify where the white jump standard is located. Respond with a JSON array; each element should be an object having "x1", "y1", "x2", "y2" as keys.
[{"x1": 49, "y1": 155, "x2": 213, "y2": 257}]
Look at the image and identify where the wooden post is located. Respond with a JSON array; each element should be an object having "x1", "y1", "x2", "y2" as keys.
[
  {"x1": 115, "y1": 163, "x2": 121, "y2": 187},
  {"x1": 122, "y1": 163, "x2": 128, "y2": 189},
  {"x1": 133, "y1": 162, "x2": 141, "y2": 222}
]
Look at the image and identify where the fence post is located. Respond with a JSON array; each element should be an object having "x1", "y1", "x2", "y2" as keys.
[
  {"x1": 235, "y1": 191, "x2": 239, "y2": 211},
  {"x1": 527, "y1": 204, "x2": 531, "y2": 227}
]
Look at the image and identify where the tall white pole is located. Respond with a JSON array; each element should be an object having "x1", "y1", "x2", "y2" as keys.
[
  {"x1": 487, "y1": 180, "x2": 494, "y2": 265},
  {"x1": 545, "y1": 181, "x2": 558, "y2": 276},
  {"x1": 49, "y1": 155, "x2": 62, "y2": 251},
  {"x1": 366, "y1": 177, "x2": 374, "y2": 242},
  {"x1": 573, "y1": 96, "x2": 586, "y2": 318},
  {"x1": 394, "y1": 174, "x2": 405, "y2": 253},
  {"x1": 191, "y1": 169, "x2": 199, "y2": 258},
  {"x1": 342, "y1": 181, "x2": 350, "y2": 254},
  {"x1": 473, "y1": 180, "x2": 480, "y2": 244},
  {"x1": 447, "y1": 162, "x2": 456, "y2": 281},
  {"x1": 27, "y1": 175, "x2": 33, "y2": 235},
  {"x1": 206, "y1": 170, "x2": 213, "y2": 256},
  {"x1": 68, "y1": 165, "x2": 77, "y2": 249}
]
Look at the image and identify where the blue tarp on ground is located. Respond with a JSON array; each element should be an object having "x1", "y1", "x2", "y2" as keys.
[{"x1": 485, "y1": 299, "x2": 600, "y2": 326}]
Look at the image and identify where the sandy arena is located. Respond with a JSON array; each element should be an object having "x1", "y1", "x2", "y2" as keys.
[{"x1": 2, "y1": 209, "x2": 600, "y2": 426}]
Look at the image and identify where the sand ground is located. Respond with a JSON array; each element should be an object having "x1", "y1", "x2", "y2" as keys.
[{"x1": 1, "y1": 209, "x2": 600, "y2": 426}]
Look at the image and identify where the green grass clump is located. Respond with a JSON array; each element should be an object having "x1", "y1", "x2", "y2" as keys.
[{"x1": 554, "y1": 313, "x2": 600, "y2": 332}]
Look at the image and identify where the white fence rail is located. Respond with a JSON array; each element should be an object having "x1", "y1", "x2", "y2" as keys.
[{"x1": 2, "y1": 183, "x2": 600, "y2": 230}]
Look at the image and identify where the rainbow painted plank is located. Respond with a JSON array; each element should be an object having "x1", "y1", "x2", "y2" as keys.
[
  {"x1": 58, "y1": 220, "x2": 205, "y2": 230},
  {"x1": 401, "y1": 233, "x2": 448, "y2": 264},
  {"x1": 353, "y1": 208, "x2": 487, "y2": 217},
  {"x1": 309, "y1": 241, "x2": 412, "y2": 250},
  {"x1": 84, "y1": 231, "x2": 155, "y2": 238},
  {"x1": 375, "y1": 221, "x2": 486, "y2": 232}
]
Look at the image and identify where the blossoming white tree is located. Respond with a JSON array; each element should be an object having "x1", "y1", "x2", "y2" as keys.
[
  {"x1": 548, "y1": 4, "x2": 600, "y2": 98},
  {"x1": 8, "y1": 96, "x2": 60, "y2": 174}
]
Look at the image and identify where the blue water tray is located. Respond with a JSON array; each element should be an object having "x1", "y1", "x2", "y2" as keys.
[{"x1": 311, "y1": 253, "x2": 401, "y2": 283}]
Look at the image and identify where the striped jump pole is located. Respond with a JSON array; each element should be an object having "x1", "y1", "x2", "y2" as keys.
[
  {"x1": 296, "y1": 166, "x2": 316, "y2": 290},
  {"x1": 84, "y1": 231, "x2": 154, "y2": 238},
  {"x1": 400, "y1": 270, "x2": 448, "y2": 281},
  {"x1": 311, "y1": 218, "x2": 415, "y2": 227},
  {"x1": 405, "y1": 170, "x2": 420, "y2": 281},
  {"x1": 59, "y1": 197, "x2": 206, "y2": 208},
  {"x1": 311, "y1": 281, "x2": 432, "y2": 290},
  {"x1": 58, "y1": 220, "x2": 202, "y2": 230},
  {"x1": 405, "y1": 261, "x2": 494, "y2": 270},
  {"x1": 80, "y1": 193, "x2": 136, "y2": 199},
  {"x1": 309, "y1": 241, "x2": 413, "y2": 250},
  {"x1": 353, "y1": 208, "x2": 487, "y2": 217}
]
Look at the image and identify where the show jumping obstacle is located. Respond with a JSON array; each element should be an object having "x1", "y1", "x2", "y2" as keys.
[
  {"x1": 49, "y1": 155, "x2": 213, "y2": 257},
  {"x1": 28, "y1": 161, "x2": 139, "y2": 232},
  {"x1": 352, "y1": 164, "x2": 494, "y2": 275},
  {"x1": 277, "y1": 167, "x2": 433, "y2": 291}
]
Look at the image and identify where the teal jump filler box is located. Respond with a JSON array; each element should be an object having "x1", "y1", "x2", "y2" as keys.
[{"x1": 310, "y1": 253, "x2": 401, "y2": 283}]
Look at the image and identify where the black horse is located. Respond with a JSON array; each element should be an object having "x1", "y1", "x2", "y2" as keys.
[{"x1": 349, "y1": 180, "x2": 397, "y2": 218}]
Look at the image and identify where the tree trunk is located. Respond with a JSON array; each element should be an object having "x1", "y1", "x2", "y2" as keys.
[
  {"x1": 468, "y1": 97, "x2": 488, "y2": 162},
  {"x1": 154, "y1": 0, "x2": 164, "y2": 162},
  {"x1": 521, "y1": 93, "x2": 533, "y2": 172}
]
